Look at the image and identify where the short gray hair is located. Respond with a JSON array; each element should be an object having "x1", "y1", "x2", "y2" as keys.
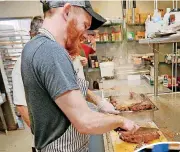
[{"x1": 30, "y1": 16, "x2": 43, "y2": 34}]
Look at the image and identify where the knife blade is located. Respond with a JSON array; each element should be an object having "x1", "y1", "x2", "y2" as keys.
[{"x1": 136, "y1": 127, "x2": 159, "y2": 132}]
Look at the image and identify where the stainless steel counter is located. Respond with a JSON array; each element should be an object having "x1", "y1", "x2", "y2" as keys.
[
  {"x1": 102, "y1": 79, "x2": 171, "y2": 97},
  {"x1": 139, "y1": 33, "x2": 180, "y2": 44},
  {"x1": 148, "y1": 93, "x2": 180, "y2": 141},
  {"x1": 101, "y1": 79, "x2": 180, "y2": 141}
]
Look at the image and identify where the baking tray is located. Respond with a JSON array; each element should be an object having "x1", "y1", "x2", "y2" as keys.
[
  {"x1": 110, "y1": 94, "x2": 158, "y2": 113},
  {"x1": 109, "y1": 94, "x2": 158, "y2": 123}
]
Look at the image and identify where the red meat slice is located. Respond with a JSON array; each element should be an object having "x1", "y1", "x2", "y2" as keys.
[
  {"x1": 119, "y1": 131, "x2": 160, "y2": 144},
  {"x1": 130, "y1": 101, "x2": 154, "y2": 111}
]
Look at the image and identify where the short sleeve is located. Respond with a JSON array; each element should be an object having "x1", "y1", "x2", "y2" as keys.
[{"x1": 33, "y1": 42, "x2": 79, "y2": 100}]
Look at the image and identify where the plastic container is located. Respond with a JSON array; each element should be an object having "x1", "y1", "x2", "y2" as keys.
[
  {"x1": 115, "y1": 31, "x2": 121, "y2": 41},
  {"x1": 163, "y1": 8, "x2": 171, "y2": 27},
  {"x1": 163, "y1": 75, "x2": 168, "y2": 87},
  {"x1": 127, "y1": 32, "x2": 135, "y2": 40},
  {"x1": 103, "y1": 33, "x2": 108, "y2": 42},
  {"x1": 100, "y1": 62, "x2": 115, "y2": 78}
]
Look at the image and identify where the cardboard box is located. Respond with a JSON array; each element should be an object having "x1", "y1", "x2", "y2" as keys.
[
  {"x1": 127, "y1": 14, "x2": 140, "y2": 24},
  {"x1": 127, "y1": 8, "x2": 140, "y2": 24}
]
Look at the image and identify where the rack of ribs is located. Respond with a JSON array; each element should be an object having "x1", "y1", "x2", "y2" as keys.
[{"x1": 110, "y1": 92, "x2": 154, "y2": 112}]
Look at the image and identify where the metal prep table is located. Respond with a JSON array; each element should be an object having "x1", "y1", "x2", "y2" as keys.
[{"x1": 139, "y1": 33, "x2": 180, "y2": 96}]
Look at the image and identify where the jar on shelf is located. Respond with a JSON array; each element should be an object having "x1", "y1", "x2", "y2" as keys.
[
  {"x1": 108, "y1": 33, "x2": 112, "y2": 42},
  {"x1": 111, "y1": 31, "x2": 116, "y2": 42},
  {"x1": 95, "y1": 33, "x2": 100, "y2": 42},
  {"x1": 100, "y1": 33, "x2": 104, "y2": 42},
  {"x1": 115, "y1": 31, "x2": 122, "y2": 41},
  {"x1": 103, "y1": 33, "x2": 108, "y2": 42}
]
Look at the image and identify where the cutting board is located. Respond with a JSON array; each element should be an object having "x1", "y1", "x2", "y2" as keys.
[{"x1": 109, "y1": 122, "x2": 167, "y2": 152}]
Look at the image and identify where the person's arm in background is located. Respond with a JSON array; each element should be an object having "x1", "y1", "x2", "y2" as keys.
[
  {"x1": 12, "y1": 58, "x2": 30, "y2": 127},
  {"x1": 16, "y1": 106, "x2": 30, "y2": 127},
  {"x1": 78, "y1": 47, "x2": 118, "y2": 114}
]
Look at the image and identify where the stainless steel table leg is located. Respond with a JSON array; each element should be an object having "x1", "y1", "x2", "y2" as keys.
[{"x1": 153, "y1": 44, "x2": 159, "y2": 96}]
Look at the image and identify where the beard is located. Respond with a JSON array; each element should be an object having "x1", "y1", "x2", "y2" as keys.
[{"x1": 65, "y1": 19, "x2": 83, "y2": 57}]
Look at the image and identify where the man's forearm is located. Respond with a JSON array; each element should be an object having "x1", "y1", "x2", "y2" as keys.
[
  {"x1": 56, "y1": 90, "x2": 138, "y2": 135},
  {"x1": 86, "y1": 90, "x2": 102, "y2": 105},
  {"x1": 16, "y1": 105, "x2": 30, "y2": 127},
  {"x1": 78, "y1": 110, "x2": 125, "y2": 134}
]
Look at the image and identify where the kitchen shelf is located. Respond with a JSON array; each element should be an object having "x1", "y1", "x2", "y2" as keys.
[
  {"x1": 127, "y1": 23, "x2": 145, "y2": 26},
  {"x1": 96, "y1": 41, "x2": 122, "y2": 44},
  {"x1": 127, "y1": 40, "x2": 139, "y2": 42},
  {"x1": 88, "y1": 68, "x2": 100, "y2": 72},
  {"x1": 0, "y1": 30, "x2": 30, "y2": 104},
  {"x1": 102, "y1": 22, "x2": 123, "y2": 27}
]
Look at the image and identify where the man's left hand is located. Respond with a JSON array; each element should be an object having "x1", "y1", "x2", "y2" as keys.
[
  {"x1": 80, "y1": 57, "x2": 88, "y2": 66},
  {"x1": 98, "y1": 99, "x2": 120, "y2": 115}
]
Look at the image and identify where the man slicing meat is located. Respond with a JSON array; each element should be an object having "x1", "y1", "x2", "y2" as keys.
[{"x1": 21, "y1": 1, "x2": 139, "y2": 151}]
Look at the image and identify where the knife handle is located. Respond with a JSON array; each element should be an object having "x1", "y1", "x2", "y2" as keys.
[{"x1": 114, "y1": 127, "x2": 126, "y2": 132}]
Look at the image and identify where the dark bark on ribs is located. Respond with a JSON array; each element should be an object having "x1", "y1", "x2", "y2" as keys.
[
  {"x1": 110, "y1": 93, "x2": 154, "y2": 112},
  {"x1": 129, "y1": 101, "x2": 155, "y2": 111},
  {"x1": 119, "y1": 131, "x2": 160, "y2": 144}
]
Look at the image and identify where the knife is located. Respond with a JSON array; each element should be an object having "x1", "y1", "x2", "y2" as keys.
[
  {"x1": 114, "y1": 127, "x2": 159, "y2": 133},
  {"x1": 136, "y1": 127, "x2": 159, "y2": 132}
]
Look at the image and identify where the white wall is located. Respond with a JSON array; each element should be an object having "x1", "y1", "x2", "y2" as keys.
[
  {"x1": 0, "y1": 1, "x2": 178, "y2": 19},
  {"x1": 0, "y1": 1, "x2": 43, "y2": 18},
  {"x1": 91, "y1": 1, "x2": 179, "y2": 19}
]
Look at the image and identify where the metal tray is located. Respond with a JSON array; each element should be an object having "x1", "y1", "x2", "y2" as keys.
[
  {"x1": 110, "y1": 94, "x2": 158, "y2": 113},
  {"x1": 110, "y1": 94, "x2": 158, "y2": 123}
]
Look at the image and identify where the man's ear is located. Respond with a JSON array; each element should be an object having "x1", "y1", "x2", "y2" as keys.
[{"x1": 62, "y1": 3, "x2": 71, "y2": 21}]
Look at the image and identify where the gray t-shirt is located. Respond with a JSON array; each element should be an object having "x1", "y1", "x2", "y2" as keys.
[{"x1": 21, "y1": 35, "x2": 79, "y2": 150}]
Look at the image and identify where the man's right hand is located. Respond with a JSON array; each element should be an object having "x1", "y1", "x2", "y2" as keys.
[{"x1": 121, "y1": 119, "x2": 139, "y2": 132}]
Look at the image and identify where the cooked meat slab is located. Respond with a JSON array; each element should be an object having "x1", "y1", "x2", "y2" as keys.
[
  {"x1": 119, "y1": 131, "x2": 160, "y2": 144},
  {"x1": 110, "y1": 93, "x2": 155, "y2": 112}
]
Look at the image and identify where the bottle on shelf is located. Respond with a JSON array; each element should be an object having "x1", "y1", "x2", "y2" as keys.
[
  {"x1": 163, "y1": 75, "x2": 168, "y2": 87},
  {"x1": 95, "y1": 60, "x2": 99, "y2": 68},
  {"x1": 95, "y1": 33, "x2": 100, "y2": 42},
  {"x1": 91, "y1": 60, "x2": 95, "y2": 68},
  {"x1": 112, "y1": 31, "x2": 116, "y2": 42},
  {"x1": 145, "y1": 14, "x2": 151, "y2": 38},
  {"x1": 163, "y1": 8, "x2": 171, "y2": 28},
  {"x1": 103, "y1": 33, "x2": 108, "y2": 42}
]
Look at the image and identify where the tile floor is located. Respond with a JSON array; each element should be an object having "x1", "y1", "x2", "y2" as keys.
[{"x1": 0, "y1": 125, "x2": 32, "y2": 152}]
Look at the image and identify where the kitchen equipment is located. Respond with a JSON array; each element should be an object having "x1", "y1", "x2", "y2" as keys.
[
  {"x1": 136, "y1": 127, "x2": 159, "y2": 132},
  {"x1": 115, "y1": 126, "x2": 159, "y2": 133},
  {"x1": 100, "y1": 62, "x2": 115, "y2": 78},
  {"x1": 110, "y1": 95, "x2": 158, "y2": 123}
]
